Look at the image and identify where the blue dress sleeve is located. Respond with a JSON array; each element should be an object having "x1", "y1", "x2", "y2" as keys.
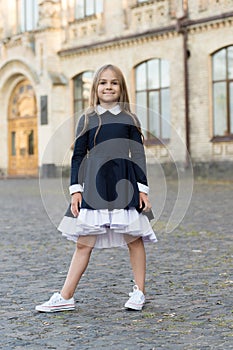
[
  {"x1": 70, "y1": 115, "x2": 88, "y2": 186},
  {"x1": 129, "y1": 124, "x2": 148, "y2": 187}
]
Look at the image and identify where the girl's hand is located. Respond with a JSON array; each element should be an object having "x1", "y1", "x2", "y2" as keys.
[
  {"x1": 139, "y1": 192, "x2": 152, "y2": 212},
  {"x1": 71, "y1": 192, "x2": 82, "y2": 217}
]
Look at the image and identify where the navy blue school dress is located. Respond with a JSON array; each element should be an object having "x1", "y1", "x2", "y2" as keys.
[{"x1": 58, "y1": 105, "x2": 157, "y2": 248}]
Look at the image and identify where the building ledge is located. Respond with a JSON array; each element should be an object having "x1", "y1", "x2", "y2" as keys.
[{"x1": 210, "y1": 135, "x2": 233, "y2": 143}]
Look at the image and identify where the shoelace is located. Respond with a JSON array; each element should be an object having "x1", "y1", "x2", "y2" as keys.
[
  {"x1": 129, "y1": 284, "x2": 140, "y2": 297},
  {"x1": 48, "y1": 293, "x2": 62, "y2": 305}
]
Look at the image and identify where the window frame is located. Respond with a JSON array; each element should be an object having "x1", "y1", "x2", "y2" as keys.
[
  {"x1": 16, "y1": 0, "x2": 38, "y2": 33},
  {"x1": 211, "y1": 46, "x2": 233, "y2": 142},
  {"x1": 73, "y1": 0, "x2": 103, "y2": 20},
  {"x1": 73, "y1": 71, "x2": 94, "y2": 130},
  {"x1": 135, "y1": 59, "x2": 171, "y2": 144}
]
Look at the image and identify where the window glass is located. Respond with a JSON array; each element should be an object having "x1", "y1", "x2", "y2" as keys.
[
  {"x1": 74, "y1": 76, "x2": 83, "y2": 100},
  {"x1": 149, "y1": 91, "x2": 159, "y2": 138},
  {"x1": 73, "y1": 71, "x2": 94, "y2": 128},
  {"x1": 19, "y1": 0, "x2": 38, "y2": 32},
  {"x1": 135, "y1": 59, "x2": 171, "y2": 141},
  {"x1": 230, "y1": 82, "x2": 233, "y2": 134},
  {"x1": 74, "y1": 0, "x2": 103, "y2": 19},
  {"x1": 86, "y1": 0, "x2": 95, "y2": 16},
  {"x1": 96, "y1": 0, "x2": 103, "y2": 13},
  {"x1": 213, "y1": 82, "x2": 227, "y2": 136},
  {"x1": 75, "y1": 0, "x2": 85, "y2": 18},
  {"x1": 227, "y1": 46, "x2": 233, "y2": 79},
  {"x1": 136, "y1": 63, "x2": 147, "y2": 91},
  {"x1": 213, "y1": 49, "x2": 226, "y2": 81},
  {"x1": 161, "y1": 89, "x2": 171, "y2": 139},
  {"x1": 212, "y1": 46, "x2": 233, "y2": 137},
  {"x1": 74, "y1": 101, "x2": 83, "y2": 128},
  {"x1": 161, "y1": 60, "x2": 170, "y2": 88},
  {"x1": 82, "y1": 71, "x2": 93, "y2": 100},
  {"x1": 147, "y1": 59, "x2": 159, "y2": 90},
  {"x1": 26, "y1": 0, "x2": 33, "y2": 30},
  {"x1": 136, "y1": 92, "x2": 147, "y2": 134},
  {"x1": 20, "y1": 0, "x2": 25, "y2": 31}
]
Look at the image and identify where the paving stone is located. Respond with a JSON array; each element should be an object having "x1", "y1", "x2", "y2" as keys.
[{"x1": 0, "y1": 177, "x2": 232, "y2": 349}]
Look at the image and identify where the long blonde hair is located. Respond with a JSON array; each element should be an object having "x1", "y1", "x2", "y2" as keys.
[{"x1": 79, "y1": 64, "x2": 143, "y2": 143}]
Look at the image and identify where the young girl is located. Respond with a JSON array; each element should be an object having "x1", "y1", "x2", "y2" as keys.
[{"x1": 36, "y1": 64, "x2": 157, "y2": 313}]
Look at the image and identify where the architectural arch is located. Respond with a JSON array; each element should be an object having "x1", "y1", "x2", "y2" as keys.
[
  {"x1": 0, "y1": 59, "x2": 40, "y2": 89},
  {"x1": 0, "y1": 59, "x2": 39, "y2": 176}
]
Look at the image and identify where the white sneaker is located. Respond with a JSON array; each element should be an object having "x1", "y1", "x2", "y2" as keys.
[
  {"x1": 35, "y1": 292, "x2": 75, "y2": 313},
  {"x1": 124, "y1": 285, "x2": 145, "y2": 311}
]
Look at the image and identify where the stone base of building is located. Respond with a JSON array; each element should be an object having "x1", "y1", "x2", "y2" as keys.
[
  {"x1": 192, "y1": 161, "x2": 233, "y2": 181},
  {"x1": 1, "y1": 161, "x2": 233, "y2": 181},
  {"x1": 154, "y1": 161, "x2": 233, "y2": 181}
]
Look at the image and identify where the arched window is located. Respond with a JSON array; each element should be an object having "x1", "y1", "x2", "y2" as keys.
[
  {"x1": 212, "y1": 46, "x2": 233, "y2": 139},
  {"x1": 135, "y1": 59, "x2": 170, "y2": 142},
  {"x1": 73, "y1": 71, "x2": 94, "y2": 125}
]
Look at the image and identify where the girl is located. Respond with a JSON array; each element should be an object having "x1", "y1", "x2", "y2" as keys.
[{"x1": 36, "y1": 64, "x2": 157, "y2": 313}]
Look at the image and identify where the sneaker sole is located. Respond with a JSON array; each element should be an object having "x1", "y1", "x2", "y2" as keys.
[
  {"x1": 35, "y1": 305, "x2": 75, "y2": 313},
  {"x1": 124, "y1": 302, "x2": 144, "y2": 311}
]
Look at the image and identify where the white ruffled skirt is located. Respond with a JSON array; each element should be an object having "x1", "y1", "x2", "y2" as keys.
[{"x1": 58, "y1": 208, "x2": 157, "y2": 249}]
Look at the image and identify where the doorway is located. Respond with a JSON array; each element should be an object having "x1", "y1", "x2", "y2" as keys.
[{"x1": 8, "y1": 80, "x2": 38, "y2": 176}]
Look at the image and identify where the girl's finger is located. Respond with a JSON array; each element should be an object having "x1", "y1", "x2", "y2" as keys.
[
  {"x1": 139, "y1": 197, "x2": 143, "y2": 209},
  {"x1": 71, "y1": 202, "x2": 78, "y2": 217},
  {"x1": 143, "y1": 203, "x2": 148, "y2": 211}
]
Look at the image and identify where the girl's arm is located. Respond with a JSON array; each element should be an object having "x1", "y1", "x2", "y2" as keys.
[
  {"x1": 129, "y1": 124, "x2": 148, "y2": 189},
  {"x1": 69, "y1": 115, "x2": 88, "y2": 216},
  {"x1": 129, "y1": 124, "x2": 151, "y2": 211},
  {"x1": 70, "y1": 115, "x2": 88, "y2": 191}
]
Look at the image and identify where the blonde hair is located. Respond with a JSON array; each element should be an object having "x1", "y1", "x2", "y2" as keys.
[{"x1": 79, "y1": 64, "x2": 143, "y2": 143}]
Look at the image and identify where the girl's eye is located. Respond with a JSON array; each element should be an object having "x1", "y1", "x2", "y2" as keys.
[{"x1": 98, "y1": 81, "x2": 119, "y2": 85}]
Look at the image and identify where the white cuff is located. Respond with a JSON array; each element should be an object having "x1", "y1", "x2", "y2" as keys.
[
  {"x1": 137, "y1": 182, "x2": 149, "y2": 194},
  {"x1": 69, "y1": 184, "x2": 84, "y2": 195}
]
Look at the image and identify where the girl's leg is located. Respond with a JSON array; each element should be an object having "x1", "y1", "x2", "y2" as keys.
[
  {"x1": 61, "y1": 235, "x2": 97, "y2": 300},
  {"x1": 125, "y1": 236, "x2": 146, "y2": 294}
]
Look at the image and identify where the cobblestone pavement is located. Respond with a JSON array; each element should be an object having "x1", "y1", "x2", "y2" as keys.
[{"x1": 0, "y1": 175, "x2": 232, "y2": 350}]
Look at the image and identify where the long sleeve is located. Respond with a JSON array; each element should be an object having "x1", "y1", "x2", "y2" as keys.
[
  {"x1": 70, "y1": 115, "x2": 88, "y2": 191},
  {"x1": 129, "y1": 124, "x2": 148, "y2": 191}
]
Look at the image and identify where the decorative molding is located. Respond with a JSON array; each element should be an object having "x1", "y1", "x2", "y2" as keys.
[
  {"x1": 58, "y1": 24, "x2": 178, "y2": 57},
  {"x1": 130, "y1": 0, "x2": 163, "y2": 9},
  {"x1": 183, "y1": 11, "x2": 233, "y2": 34},
  {"x1": 188, "y1": 18, "x2": 233, "y2": 34},
  {"x1": 0, "y1": 59, "x2": 40, "y2": 86},
  {"x1": 58, "y1": 10, "x2": 233, "y2": 58},
  {"x1": 38, "y1": 0, "x2": 61, "y2": 29}
]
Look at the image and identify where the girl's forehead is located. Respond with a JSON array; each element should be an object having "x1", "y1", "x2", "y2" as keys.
[{"x1": 99, "y1": 69, "x2": 119, "y2": 80}]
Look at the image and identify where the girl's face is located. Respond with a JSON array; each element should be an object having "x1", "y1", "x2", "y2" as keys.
[{"x1": 97, "y1": 68, "x2": 121, "y2": 108}]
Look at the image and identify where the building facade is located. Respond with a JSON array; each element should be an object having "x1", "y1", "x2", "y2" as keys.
[{"x1": 0, "y1": 0, "x2": 233, "y2": 178}]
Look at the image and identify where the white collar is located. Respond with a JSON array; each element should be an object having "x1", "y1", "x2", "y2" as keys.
[{"x1": 97, "y1": 104, "x2": 121, "y2": 115}]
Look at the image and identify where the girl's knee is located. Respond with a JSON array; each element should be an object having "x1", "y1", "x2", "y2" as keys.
[
  {"x1": 76, "y1": 242, "x2": 94, "y2": 253},
  {"x1": 76, "y1": 235, "x2": 96, "y2": 252},
  {"x1": 126, "y1": 237, "x2": 143, "y2": 249}
]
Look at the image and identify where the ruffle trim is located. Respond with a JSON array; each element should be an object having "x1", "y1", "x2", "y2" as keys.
[{"x1": 58, "y1": 208, "x2": 157, "y2": 249}]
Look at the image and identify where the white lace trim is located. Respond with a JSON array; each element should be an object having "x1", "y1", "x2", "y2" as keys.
[{"x1": 58, "y1": 208, "x2": 157, "y2": 249}]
